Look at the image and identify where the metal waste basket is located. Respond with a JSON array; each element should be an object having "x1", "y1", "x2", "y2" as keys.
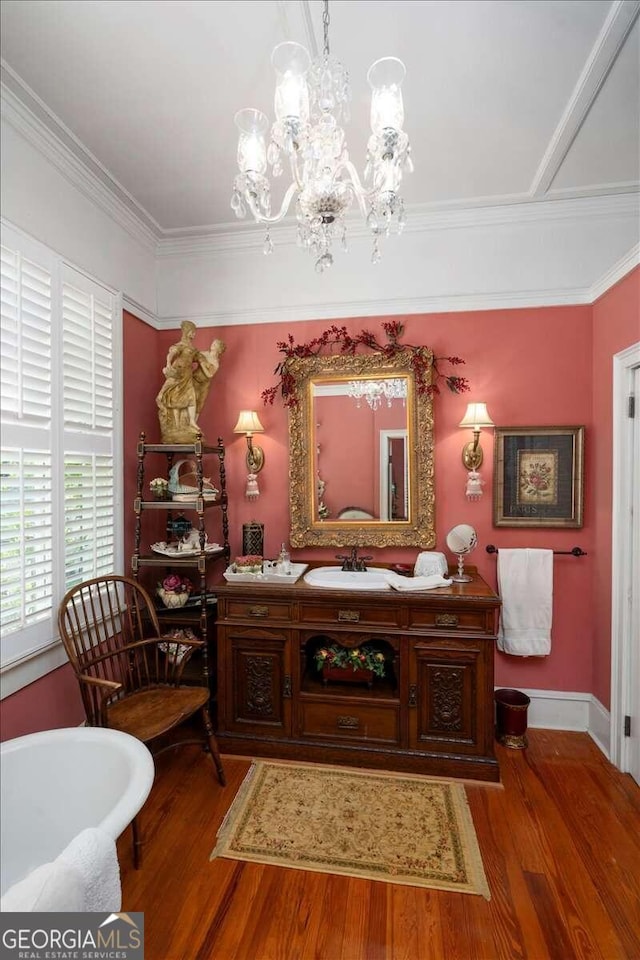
[{"x1": 494, "y1": 688, "x2": 530, "y2": 749}]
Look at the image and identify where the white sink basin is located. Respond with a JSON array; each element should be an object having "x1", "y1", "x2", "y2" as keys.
[{"x1": 303, "y1": 566, "x2": 391, "y2": 590}]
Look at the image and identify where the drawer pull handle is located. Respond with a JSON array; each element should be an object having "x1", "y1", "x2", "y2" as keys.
[
  {"x1": 283, "y1": 675, "x2": 292, "y2": 699},
  {"x1": 338, "y1": 610, "x2": 360, "y2": 622},
  {"x1": 248, "y1": 605, "x2": 269, "y2": 618},
  {"x1": 337, "y1": 715, "x2": 360, "y2": 729},
  {"x1": 435, "y1": 613, "x2": 458, "y2": 627}
]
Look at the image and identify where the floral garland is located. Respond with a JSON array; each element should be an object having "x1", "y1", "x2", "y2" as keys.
[
  {"x1": 261, "y1": 320, "x2": 469, "y2": 408},
  {"x1": 314, "y1": 644, "x2": 387, "y2": 678}
]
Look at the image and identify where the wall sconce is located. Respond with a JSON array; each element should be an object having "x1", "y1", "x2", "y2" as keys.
[
  {"x1": 233, "y1": 410, "x2": 265, "y2": 499},
  {"x1": 458, "y1": 402, "x2": 494, "y2": 501}
]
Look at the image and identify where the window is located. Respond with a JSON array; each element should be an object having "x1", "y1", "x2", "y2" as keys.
[{"x1": 0, "y1": 225, "x2": 122, "y2": 696}]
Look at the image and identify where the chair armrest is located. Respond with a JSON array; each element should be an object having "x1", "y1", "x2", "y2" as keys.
[
  {"x1": 78, "y1": 674, "x2": 122, "y2": 692},
  {"x1": 78, "y1": 674, "x2": 123, "y2": 726}
]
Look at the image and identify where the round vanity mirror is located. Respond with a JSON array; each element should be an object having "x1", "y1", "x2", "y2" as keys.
[{"x1": 445, "y1": 524, "x2": 477, "y2": 582}]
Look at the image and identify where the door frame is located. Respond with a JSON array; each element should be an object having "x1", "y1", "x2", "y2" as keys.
[{"x1": 610, "y1": 341, "x2": 640, "y2": 770}]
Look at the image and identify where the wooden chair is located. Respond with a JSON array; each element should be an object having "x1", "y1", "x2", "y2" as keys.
[{"x1": 58, "y1": 575, "x2": 225, "y2": 867}]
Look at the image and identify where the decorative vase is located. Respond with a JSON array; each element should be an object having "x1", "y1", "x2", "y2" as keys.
[
  {"x1": 322, "y1": 665, "x2": 374, "y2": 688},
  {"x1": 157, "y1": 589, "x2": 190, "y2": 609}
]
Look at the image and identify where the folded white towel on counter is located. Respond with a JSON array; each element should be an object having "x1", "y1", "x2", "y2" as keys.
[
  {"x1": 1, "y1": 859, "x2": 85, "y2": 912},
  {"x1": 386, "y1": 573, "x2": 452, "y2": 591},
  {"x1": 497, "y1": 548, "x2": 553, "y2": 656},
  {"x1": 58, "y1": 827, "x2": 121, "y2": 913}
]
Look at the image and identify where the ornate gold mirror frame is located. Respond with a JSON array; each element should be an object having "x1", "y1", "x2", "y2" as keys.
[{"x1": 288, "y1": 349, "x2": 435, "y2": 548}]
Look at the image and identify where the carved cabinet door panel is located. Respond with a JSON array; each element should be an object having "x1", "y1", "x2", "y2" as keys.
[
  {"x1": 223, "y1": 627, "x2": 292, "y2": 737},
  {"x1": 408, "y1": 639, "x2": 486, "y2": 755}
]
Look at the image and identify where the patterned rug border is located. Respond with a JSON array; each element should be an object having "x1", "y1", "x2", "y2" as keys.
[{"x1": 211, "y1": 759, "x2": 490, "y2": 899}]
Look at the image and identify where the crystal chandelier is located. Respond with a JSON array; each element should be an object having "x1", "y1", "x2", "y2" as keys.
[
  {"x1": 347, "y1": 378, "x2": 407, "y2": 411},
  {"x1": 231, "y1": 0, "x2": 412, "y2": 272}
]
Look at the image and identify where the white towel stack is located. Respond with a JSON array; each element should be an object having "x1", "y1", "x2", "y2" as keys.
[{"x1": 497, "y1": 548, "x2": 553, "y2": 656}]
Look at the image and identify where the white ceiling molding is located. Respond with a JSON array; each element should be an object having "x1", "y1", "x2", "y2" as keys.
[
  {"x1": 156, "y1": 193, "x2": 639, "y2": 260},
  {"x1": 0, "y1": 63, "x2": 160, "y2": 249},
  {"x1": 589, "y1": 242, "x2": 640, "y2": 300},
  {"x1": 529, "y1": 0, "x2": 640, "y2": 197},
  {"x1": 1, "y1": 31, "x2": 637, "y2": 332},
  {"x1": 122, "y1": 294, "x2": 161, "y2": 329},
  {"x1": 153, "y1": 288, "x2": 596, "y2": 331}
]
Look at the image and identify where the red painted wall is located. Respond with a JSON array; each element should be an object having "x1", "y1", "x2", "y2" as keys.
[
  {"x1": 591, "y1": 267, "x2": 640, "y2": 708},
  {"x1": 142, "y1": 306, "x2": 596, "y2": 693},
  {"x1": 0, "y1": 665, "x2": 84, "y2": 741},
  {"x1": 3, "y1": 280, "x2": 637, "y2": 738}
]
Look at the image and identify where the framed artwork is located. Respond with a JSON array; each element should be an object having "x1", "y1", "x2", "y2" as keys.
[{"x1": 493, "y1": 426, "x2": 584, "y2": 528}]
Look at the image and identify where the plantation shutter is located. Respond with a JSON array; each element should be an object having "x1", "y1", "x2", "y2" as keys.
[
  {"x1": 62, "y1": 268, "x2": 116, "y2": 591},
  {"x1": 0, "y1": 225, "x2": 122, "y2": 689},
  {"x1": 1, "y1": 245, "x2": 54, "y2": 662}
]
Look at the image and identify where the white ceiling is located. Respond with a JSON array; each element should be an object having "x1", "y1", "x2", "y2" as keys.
[{"x1": 1, "y1": 0, "x2": 638, "y2": 243}]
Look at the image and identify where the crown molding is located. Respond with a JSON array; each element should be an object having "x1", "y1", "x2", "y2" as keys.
[
  {"x1": 3, "y1": 59, "x2": 636, "y2": 328},
  {"x1": 530, "y1": 0, "x2": 640, "y2": 196},
  {"x1": 153, "y1": 286, "x2": 596, "y2": 330},
  {"x1": 589, "y1": 243, "x2": 640, "y2": 301},
  {"x1": 122, "y1": 295, "x2": 160, "y2": 328},
  {"x1": 1, "y1": 66, "x2": 160, "y2": 252},
  {"x1": 156, "y1": 192, "x2": 640, "y2": 259}
]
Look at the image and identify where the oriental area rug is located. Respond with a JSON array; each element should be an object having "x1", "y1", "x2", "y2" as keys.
[{"x1": 210, "y1": 759, "x2": 490, "y2": 899}]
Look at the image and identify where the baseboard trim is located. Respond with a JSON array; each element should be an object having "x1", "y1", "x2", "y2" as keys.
[{"x1": 495, "y1": 687, "x2": 611, "y2": 758}]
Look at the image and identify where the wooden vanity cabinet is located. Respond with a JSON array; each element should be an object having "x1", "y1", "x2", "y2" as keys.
[
  {"x1": 215, "y1": 570, "x2": 500, "y2": 782},
  {"x1": 220, "y1": 624, "x2": 292, "y2": 737}
]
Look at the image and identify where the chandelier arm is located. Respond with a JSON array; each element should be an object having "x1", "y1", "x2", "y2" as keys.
[
  {"x1": 289, "y1": 150, "x2": 306, "y2": 191},
  {"x1": 341, "y1": 159, "x2": 370, "y2": 217},
  {"x1": 246, "y1": 181, "x2": 299, "y2": 224}
]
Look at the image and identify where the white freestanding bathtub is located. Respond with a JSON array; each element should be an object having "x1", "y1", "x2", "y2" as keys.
[{"x1": 0, "y1": 726, "x2": 155, "y2": 896}]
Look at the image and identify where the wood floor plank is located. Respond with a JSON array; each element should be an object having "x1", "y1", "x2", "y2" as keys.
[{"x1": 119, "y1": 731, "x2": 640, "y2": 960}]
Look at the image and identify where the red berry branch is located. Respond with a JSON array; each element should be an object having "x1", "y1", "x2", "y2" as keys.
[{"x1": 261, "y1": 321, "x2": 469, "y2": 408}]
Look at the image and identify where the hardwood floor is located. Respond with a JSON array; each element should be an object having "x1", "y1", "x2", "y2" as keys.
[{"x1": 119, "y1": 731, "x2": 640, "y2": 960}]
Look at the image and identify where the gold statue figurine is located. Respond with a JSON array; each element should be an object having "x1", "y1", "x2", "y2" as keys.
[{"x1": 156, "y1": 321, "x2": 226, "y2": 443}]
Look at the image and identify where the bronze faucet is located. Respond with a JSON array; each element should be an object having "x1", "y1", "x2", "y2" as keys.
[{"x1": 336, "y1": 547, "x2": 372, "y2": 572}]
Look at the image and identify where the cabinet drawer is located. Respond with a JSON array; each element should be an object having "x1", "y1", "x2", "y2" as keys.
[
  {"x1": 224, "y1": 599, "x2": 292, "y2": 621},
  {"x1": 300, "y1": 602, "x2": 400, "y2": 628},
  {"x1": 408, "y1": 606, "x2": 492, "y2": 634},
  {"x1": 300, "y1": 700, "x2": 400, "y2": 744}
]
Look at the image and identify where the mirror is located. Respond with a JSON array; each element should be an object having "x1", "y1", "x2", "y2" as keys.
[
  {"x1": 288, "y1": 349, "x2": 435, "y2": 548},
  {"x1": 446, "y1": 524, "x2": 477, "y2": 582}
]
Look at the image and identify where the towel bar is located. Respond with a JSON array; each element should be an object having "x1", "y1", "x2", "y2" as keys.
[{"x1": 486, "y1": 545, "x2": 587, "y2": 556}]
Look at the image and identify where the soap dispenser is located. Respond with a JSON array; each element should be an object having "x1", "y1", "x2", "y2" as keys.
[{"x1": 277, "y1": 541, "x2": 291, "y2": 575}]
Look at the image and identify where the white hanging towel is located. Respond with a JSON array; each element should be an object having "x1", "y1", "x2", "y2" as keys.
[{"x1": 497, "y1": 548, "x2": 553, "y2": 656}]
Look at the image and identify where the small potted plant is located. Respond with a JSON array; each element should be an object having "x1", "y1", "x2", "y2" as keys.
[
  {"x1": 157, "y1": 573, "x2": 193, "y2": 608},
  {"x1": 314, "y1": 644, "x2": 387, "y2": 687},
  {"x1": 149, "y1": 477, "x2": 170, "y2": 500}
]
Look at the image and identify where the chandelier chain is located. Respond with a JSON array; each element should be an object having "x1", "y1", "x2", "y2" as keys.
[{"x1": 322, "y1": 0, "x2": 330, "y2": 57}]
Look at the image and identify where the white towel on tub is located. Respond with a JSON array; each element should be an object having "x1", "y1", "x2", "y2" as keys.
[
  {"x1": 58, "y1": 827, "x2": 121, "y2": 912},
  {"x1": 0, "y1": 827, "x2": 121, "y2": 912},
  {"x1": 497, "y1": 549, "x2": 553, "y2": 656}
]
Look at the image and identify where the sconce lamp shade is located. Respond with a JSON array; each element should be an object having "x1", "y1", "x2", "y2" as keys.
[
  {"x1": 458, "y1": 403, "x2": 494, "y2": 429},
  {"x1": 234, "y1": 409, "x2": 265, "y2": 486},
  {"x1": 233, "y1": 410, "x2": 265, "y2": 435}
]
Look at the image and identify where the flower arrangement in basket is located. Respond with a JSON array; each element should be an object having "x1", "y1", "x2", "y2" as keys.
[
  {"x1": 149, "y1": 477, "x2": 170, "y2": 500},
  {"x1": 157, "y1": 573, "x2": 193, "y2": 608},
  {"x1": 314, "y1": 644, "x2": 387, "y2": 684}
]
